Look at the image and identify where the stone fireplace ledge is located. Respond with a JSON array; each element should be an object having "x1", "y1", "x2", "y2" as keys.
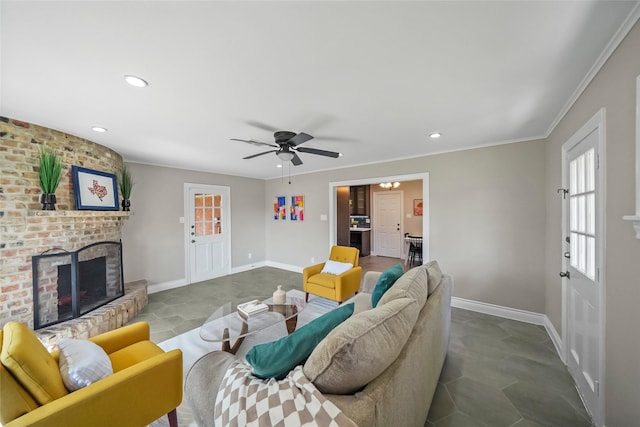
[{"x1": 35, "y1": 280, "x2": 148, "y2": 349}]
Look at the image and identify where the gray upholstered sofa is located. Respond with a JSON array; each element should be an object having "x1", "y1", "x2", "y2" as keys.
[{"x1": 185, "y1": 263, "x2": 452, "y2": 427}]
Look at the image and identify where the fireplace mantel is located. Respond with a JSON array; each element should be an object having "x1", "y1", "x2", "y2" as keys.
[{"x1": 27, "y1": 210, "x2": 132, "y2": 219}]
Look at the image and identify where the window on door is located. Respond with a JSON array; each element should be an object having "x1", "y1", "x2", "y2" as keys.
[
  {"x1": 193, "y1": 193, "x2": 223, "y2": 236},
  {"x1": 569, "y1": 148, "x2": 596, "y2": 280}
]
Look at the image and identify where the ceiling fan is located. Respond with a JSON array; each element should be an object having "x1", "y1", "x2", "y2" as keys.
[{"x1": 231, "y1": 131, "x2": 340, "y2": 166}]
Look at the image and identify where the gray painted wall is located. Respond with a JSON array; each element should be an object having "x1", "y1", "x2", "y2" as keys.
[
  {"x1": 265, "y1": 140, "x2": 547, "y2": 313},
  {"x1": 544, "y1": 20, "x2": 640, "y2": 425},
  {"x1": 121, "y1": 163, "x2": 266, "y2": 285}
]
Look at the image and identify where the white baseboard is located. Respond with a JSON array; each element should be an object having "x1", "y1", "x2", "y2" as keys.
[
  {"x1": 148, "y1": 261, "x2": 300, "y2": 294},
  {"x1": 231, "y1": 261, "x2": 267, "y2": 274},
  {"x1": 543, "y1": 316, "x2": 565, "y2": 364},
  {"x1": 451, "y1": 296, "x2": 565, "y2": 362},
  {"x1": 451, "y1": 297, "x2": 546, "y2": 325},
  {"x1": 147, "y1": 278, "x2": 188, "y2": 294},
  {"x1": 265, "y1": 261, "x2": 303, "y2": 273}
]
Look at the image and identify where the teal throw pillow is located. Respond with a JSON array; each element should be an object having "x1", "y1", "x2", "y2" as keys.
[
  {"x1": 246, "y1": 303, "x2": 354, "y2": 380},
  {"x1": 371, "y1": 263, "x2": 404, "y2": 307}
]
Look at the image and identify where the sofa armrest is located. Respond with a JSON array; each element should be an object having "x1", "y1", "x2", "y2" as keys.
[
  {"x1": 5, "y1": 349, "x2": 183, "y2": 427},
  {"x1": 303, "y1": 263, "x2": 325, "y2": 282},
  {"x1": 89, "y1": 321, "x2": 150, "y2": 355},
  {"x1": 361, "y1": 271, "x2": 382, "y2": 293}
]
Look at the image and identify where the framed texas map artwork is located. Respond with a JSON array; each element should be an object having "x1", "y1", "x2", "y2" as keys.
[{"x1": 72, "y1": 166, "x2": 119, "y2": 211}]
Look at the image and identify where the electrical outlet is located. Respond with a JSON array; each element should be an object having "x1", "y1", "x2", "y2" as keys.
[
  {"x1": 248, "y1": 253, "x2": 252, "y2": 260},
  {"x1": 311, "y1": 257, "x2": 315, "y2": 263}
]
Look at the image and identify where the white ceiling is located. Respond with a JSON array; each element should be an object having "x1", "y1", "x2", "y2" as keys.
[{"x1": 1, "y1": 1, "x2": 638, "y2": 179}]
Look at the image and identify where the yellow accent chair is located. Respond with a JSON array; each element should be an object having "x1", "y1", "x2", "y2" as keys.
[
  {"x1": 303, "y1": 245, "x2": 362, "y2": 303},
  {"x1": 0, "y1": 321, "x2": 182, "y2": 427}
]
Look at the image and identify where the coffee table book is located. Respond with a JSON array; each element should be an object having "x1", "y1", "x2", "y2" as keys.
[{"x1": 237, "y1": 300, "x2": 269, "y2": 318}]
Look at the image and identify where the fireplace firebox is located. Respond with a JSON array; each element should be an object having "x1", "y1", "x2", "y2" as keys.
[{"x1": 32, "y1": 241, "x2": 124, "y2": 329}]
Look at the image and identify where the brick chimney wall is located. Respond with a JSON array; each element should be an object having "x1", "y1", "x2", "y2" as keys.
[{"x1": 0, "y1": 117, "x2": 129, "y2": 328}]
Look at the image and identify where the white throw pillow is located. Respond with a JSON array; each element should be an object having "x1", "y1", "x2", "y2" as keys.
[
  {"x1": 320, "y1": 260, "x2": 353, "y2": 275},
  {"x1": 57, "y1": 338, "x2": 113, "y2": 391}
]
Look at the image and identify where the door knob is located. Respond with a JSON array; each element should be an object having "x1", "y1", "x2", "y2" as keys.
[
  {"x1": 559, "y1": 271, "x2": 570, "y2": 279},
  {"x1": 563, "y1": 251, "x2": 570, "y2": 259},
  {"x1": 191, "y1": 239, "x2": 195, "y2": 243}
]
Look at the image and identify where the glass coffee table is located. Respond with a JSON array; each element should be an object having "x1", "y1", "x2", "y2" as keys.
[{"x1": 200, "y1": 294, "x2": 306, "y2": 355}]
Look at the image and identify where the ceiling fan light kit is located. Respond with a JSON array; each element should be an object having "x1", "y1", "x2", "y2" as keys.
[
  {"x1": 277, "y1": 151, "x2": 294, "y2": 161},
  {"x1": 232, "y1": 130, "x2": 341, "y2": 166}
]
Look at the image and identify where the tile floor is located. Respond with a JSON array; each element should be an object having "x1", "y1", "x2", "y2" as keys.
[{"x1": 139, "y1": 258, "x2": 592, "y2": 427}]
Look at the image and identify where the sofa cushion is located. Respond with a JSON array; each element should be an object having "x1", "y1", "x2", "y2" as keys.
[
  {"x1": 303, "y1": 297, "x2": 419, "y2": 394},
  {"x1": 346, "y1": 292, "x2": 373, "y2": 315},
  {"x1": 425, "y1": 260, "x2": 443, "y2": 295},
  {"x1": 0, "y1": 322, "x2": 68, "y2": 405},
  {"x1": 371, "y1": 263, "x2": 404, "y2": 307},
  {"x1": 378, "y1": 265, "x2": 428, "y2": 308},
  {"x1": 57, "y1": 338, "x2": 113, "y2": 391},
  {"x1": 246, "y1": 303, "x2": 354, "y2": 380}
]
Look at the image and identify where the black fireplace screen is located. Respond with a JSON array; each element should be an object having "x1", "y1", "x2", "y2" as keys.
[{"x1": 32, "y1": 241, "x2": 124, "y2": 329}]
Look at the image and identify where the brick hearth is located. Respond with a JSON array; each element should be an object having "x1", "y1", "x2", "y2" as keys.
[{"x1": 35, "y1": 280, "x2": 148, "y2": 349}]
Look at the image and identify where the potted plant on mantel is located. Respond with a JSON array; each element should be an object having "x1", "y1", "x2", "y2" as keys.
[
  {"x1": 38, "y1": 146, "x2": 63, "y2": 210},
  {"x1": 119, "y1": 165, "x2": 134, "y2": 211}
]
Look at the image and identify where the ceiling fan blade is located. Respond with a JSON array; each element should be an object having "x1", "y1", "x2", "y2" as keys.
[
  {"x1": 291, "y1": 152, "x2": 303, "y2": 166},
  {"x1": 231, "y1": 138, "x2": 278, "y2": 148},
  {"x1": 243, "y1": 150, "x2": 278, "y2": 160},
  {"x1": 245, "y1": 120, "x2": 280, "y2": 132},
  {"x1": 288, "y1": 132, "x2": 314, "y2": 146},
  {"x1": 296, "y1": 146, "x2": 340, "y2": 158}
]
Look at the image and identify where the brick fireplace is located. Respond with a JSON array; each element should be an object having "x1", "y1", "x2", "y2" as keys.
[{"x1": 0, "y1": 117, "x2": 145, "y2": 337}]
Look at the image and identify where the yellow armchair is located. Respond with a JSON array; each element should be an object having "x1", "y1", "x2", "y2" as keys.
[
  {"x1": 0, "y1": 321, "x2": 182, "y2": 427},
  {"x1": 303, "y1": 245, "x2": 362, "y2": 303}
]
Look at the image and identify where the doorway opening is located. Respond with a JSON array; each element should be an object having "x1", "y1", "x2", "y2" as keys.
[{"x1": 329, "y1": 173, "x2": 429, "y2": 263}]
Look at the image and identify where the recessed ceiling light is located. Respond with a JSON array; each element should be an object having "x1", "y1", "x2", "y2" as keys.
[
  {"x1": 124, "y1": 75, "x2": 148, "y2": 88},
  {"x1": 429, "y1": 132, "x2": 442, "y2": 139},
  {"x1": 91, "y1": 126, "x2": 108, "y2": 133},
  {"x1": 276, "y1": 164, "x2": 283, "y2": 168}
]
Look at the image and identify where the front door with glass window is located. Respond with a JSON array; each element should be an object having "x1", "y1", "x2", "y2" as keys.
[
  {"x1": 186, "y1": 184, "x2": 230, "y2": 283},
  {"x1": 562, "y1": 111, "x2": 604, "y2": 425}
]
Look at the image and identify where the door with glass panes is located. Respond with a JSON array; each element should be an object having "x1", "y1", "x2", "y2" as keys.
[
  {"x1": 186, "y1": 184, "x2": 230, "y2": 283},
  {"x1": 562, "y1": 112, "x2": 603, "y2": 425}
]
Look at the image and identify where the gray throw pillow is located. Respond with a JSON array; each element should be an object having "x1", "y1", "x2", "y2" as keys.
[
  {"x1": 425, "y1": 260, "x2": 443, "y2": 295},
  {"x1": 378, "y1": 266, "x2": 428, "y2": 307},
  {"x1": 303, "y1": 297, "x2": 419, "y2": 394}
]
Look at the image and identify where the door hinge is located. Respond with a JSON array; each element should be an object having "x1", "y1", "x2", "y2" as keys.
[
  {"x1": 596, "y1": 154, "x2": 600, "y2": 169},
  {"x1": 595, "y1": 380, "x2": 600, "y2": 396}
]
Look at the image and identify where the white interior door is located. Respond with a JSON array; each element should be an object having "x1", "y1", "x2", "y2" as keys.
[
  {"x1": 373, "y1": 191, "x2": 403, "y2": 257},
  {"x1": 186, "y1": 184, "x2": 231, "y2": 283},
  {"x1": 562, "y1": 111, "x2": 605, "y2": 426}
]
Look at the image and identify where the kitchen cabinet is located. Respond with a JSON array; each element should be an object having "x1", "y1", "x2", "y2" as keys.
[
  {"x1": 349, "y1": 229, "x2": 370, "y2": 256},
  {"x1": 350, "y1": 185, "x2": 370, "y2": 215}
]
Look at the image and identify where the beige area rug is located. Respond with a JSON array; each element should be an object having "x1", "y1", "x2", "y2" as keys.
[{"x1": 149, "y1": 290, "x2": 338, "y2": 427}]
